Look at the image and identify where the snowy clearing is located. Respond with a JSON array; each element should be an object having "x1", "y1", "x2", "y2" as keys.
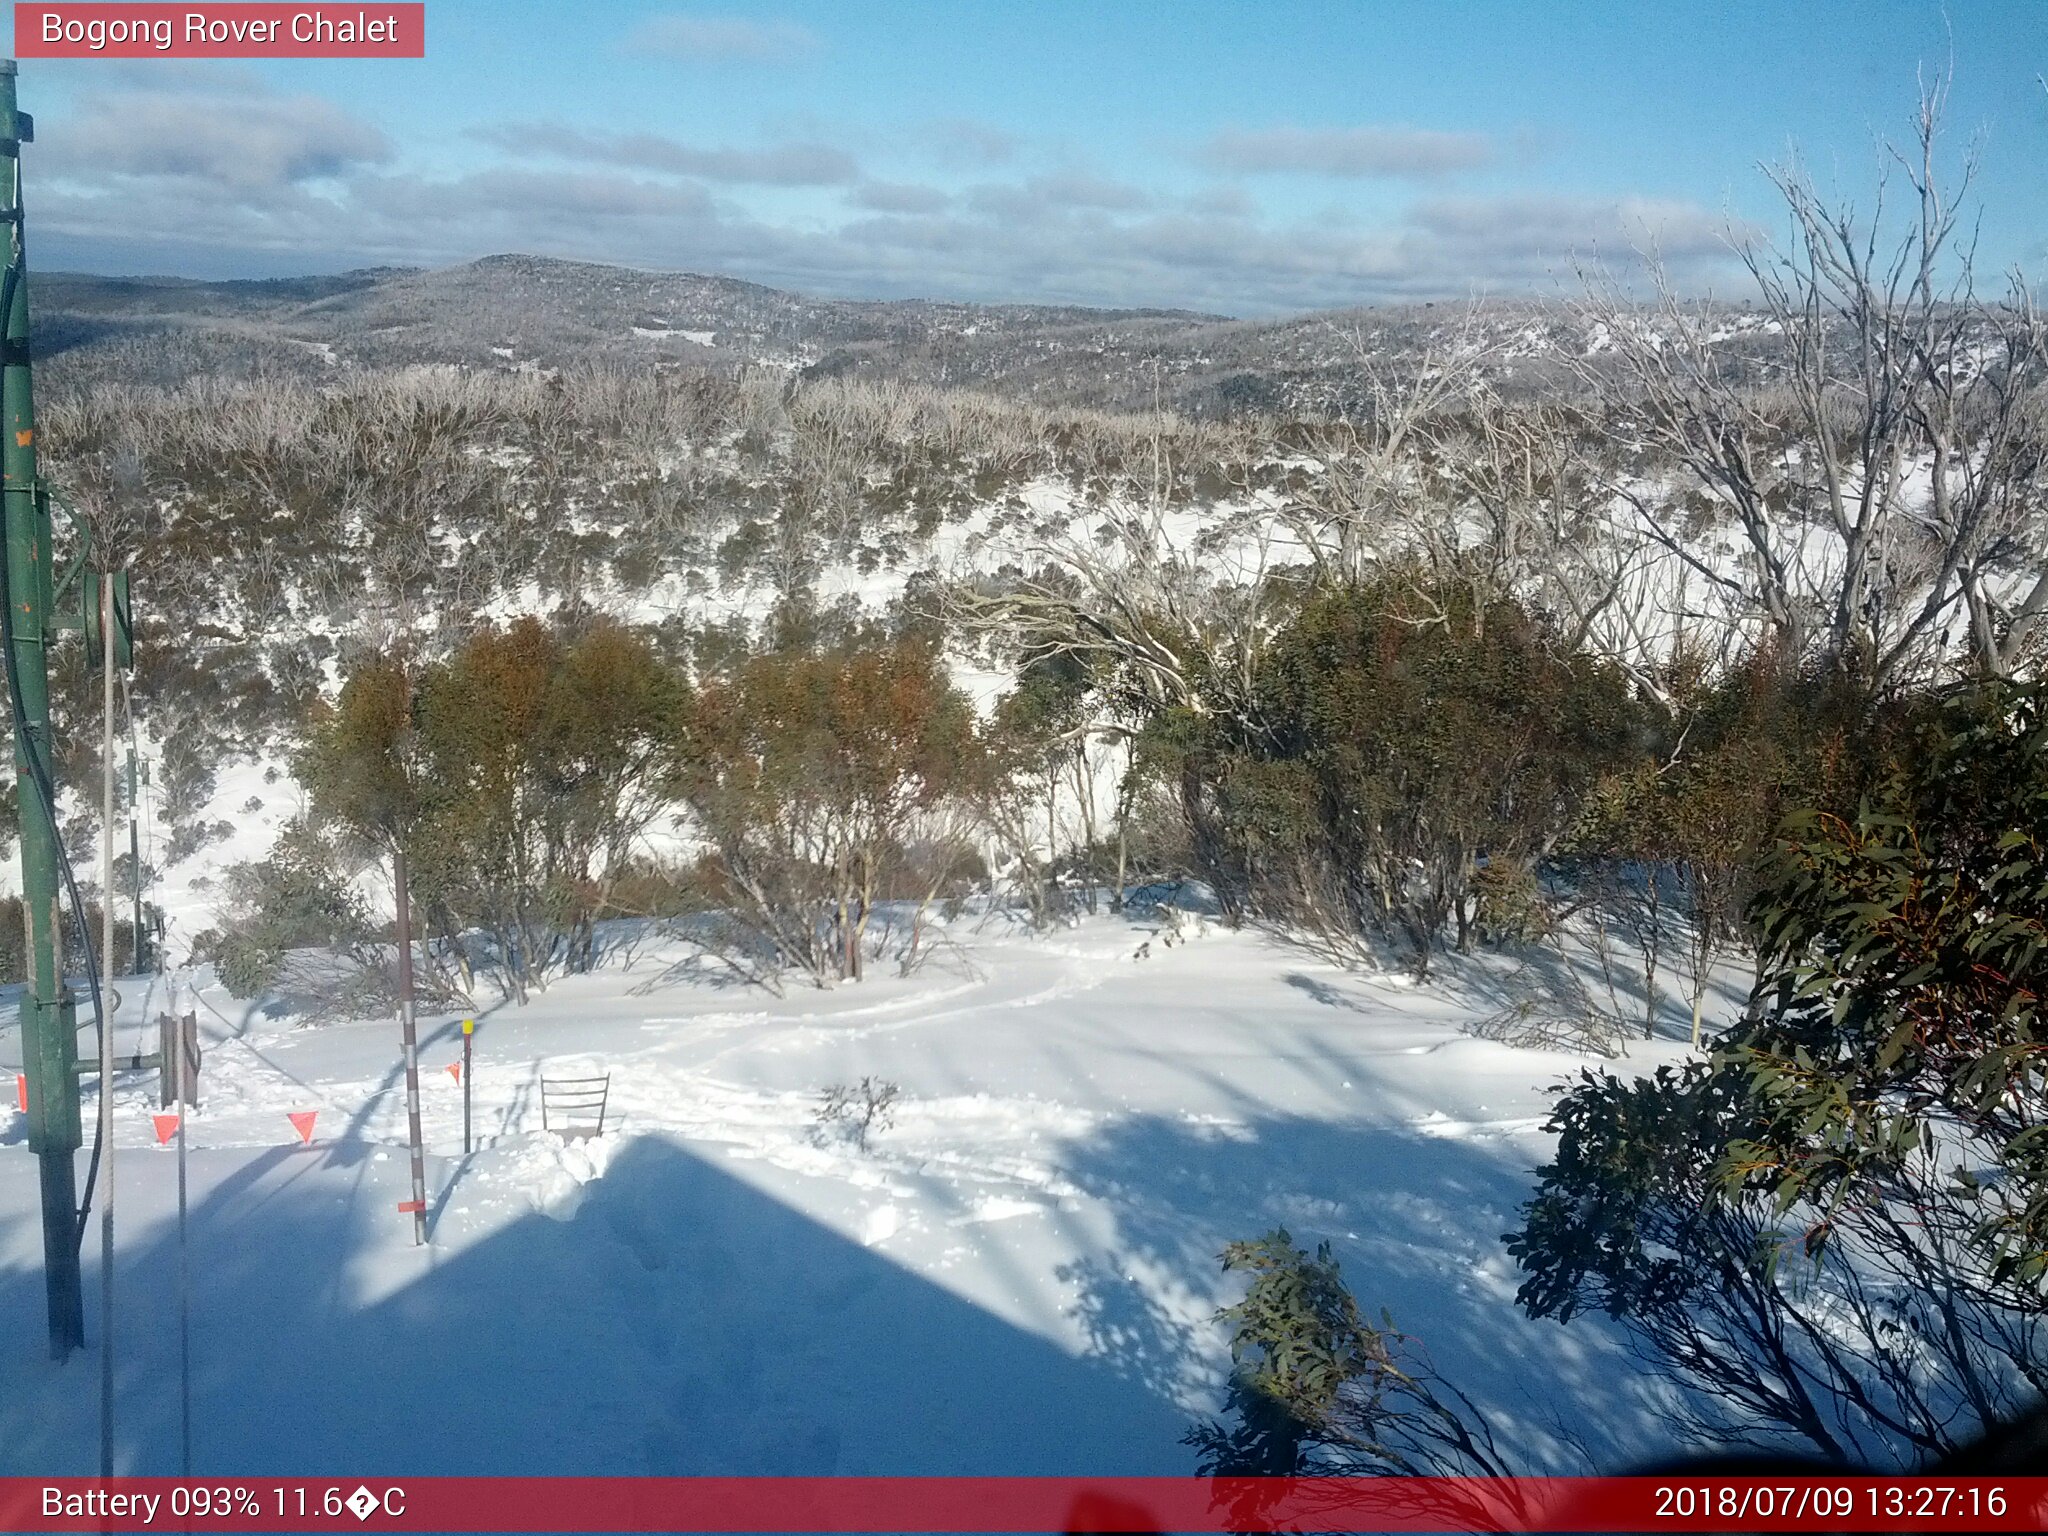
[{"x1": 0, "y1": 911, "x2": 1700, "y2": 1476}]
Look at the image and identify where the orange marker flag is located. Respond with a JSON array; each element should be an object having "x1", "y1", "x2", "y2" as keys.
[
  {"x1": 288, "y1": 1110, "x2": 318, "y2": 1144},
  {"x1": 446, "y1": 1061, "x2": 461, "y2": 1084},
  {"x1": 13, "y1": 1074, "x2": 23, "y2": 1113},
  {"x1": 153, "y1": 1113, "x2": 180, "y2": 1145}
]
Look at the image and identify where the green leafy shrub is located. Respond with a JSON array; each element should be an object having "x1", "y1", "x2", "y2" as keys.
[
  {"x1": 1508, "y1": 684, "x2": 2048, "y2": 1466},
  {"x1": 191, "y1": 819, "x2": 378, "y2": 1005},
  {"x1": 1185, "y1": 1230, "x2": 1516, "y2": 1482},
  {"x1": 1166, "y1": 576, "x2": 1639, "y2": 973}
]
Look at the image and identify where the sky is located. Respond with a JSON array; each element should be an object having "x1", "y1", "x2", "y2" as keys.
[{"x1": 11, "y1": 0, "x2": 2048, "y2": 316}]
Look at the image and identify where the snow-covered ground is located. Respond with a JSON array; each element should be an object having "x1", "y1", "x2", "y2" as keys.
[{"x1": 0, "y1": 907, "x2": 1704, "y2": 1476}]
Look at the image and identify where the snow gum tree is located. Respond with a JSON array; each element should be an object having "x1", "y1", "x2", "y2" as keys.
[
  {"x1": 978, "y1": 646, "x2": 1135, "y2": 923},
  {"x1": 408, "y1": 617, "x2": 680, "y2": 992},
  {"x1": 301, "y1": 617, "x2": 680, "y2": 1002},
  {"x1": 1194, "y1": 689, "x2": 2048, "y2": 1481},
  {"x1": 1162, "y1": 575, "x2": 1639, "y2": 974},
  {"x1": 1566, "y1": 650, "x2": 1907, "y2": 1040},
  {"x1": 1575, "y1": 77, "x2": 2048, "y2": 693},
  {"x1": 667, "y1": 633, "x2": 979, "y2": 987}
]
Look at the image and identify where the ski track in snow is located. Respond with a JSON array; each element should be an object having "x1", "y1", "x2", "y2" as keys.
[{"x1": 0, "y1": 912, "x2": 1703, "y2": 1476}]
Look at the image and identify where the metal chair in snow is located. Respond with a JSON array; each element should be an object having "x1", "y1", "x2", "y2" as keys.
[{"x1": 538, "y1": 1064, "x2": 611, "y2": 1141}]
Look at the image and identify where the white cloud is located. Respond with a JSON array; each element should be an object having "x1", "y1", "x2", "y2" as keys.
[
  {"x1": 967, "y1": 172, "x2": 1153, "y2": 217},
  {"x1": 621, "y1": 14, "x2": 820, "y2": 63},
  {"x1": 1202, "y1": 125, "x2": 1492, "y2": 179},
  {"x1": 918, "y1": 118, "x2": 1019, "y2": 168},
  {"x1": 472, "y1": 122, "x2": 857, "y2": 186},
  {"x1": 1407, "y1": 194, "x2": 1738, "y2": 268},
  {"x1": 849, "y1": 181, "x2": 952, "y2": 214},
  {"x1": 40, "y1": 78, "x2": 389, "y2": 190}
]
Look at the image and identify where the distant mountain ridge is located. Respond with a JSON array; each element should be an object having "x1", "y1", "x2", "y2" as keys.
[
  {"x1": 33, "y1": 254, "x2": 1217, "y2": 382},
  {"x1": 28, "y1": 252, "x2": 1775, "y2": 416}
]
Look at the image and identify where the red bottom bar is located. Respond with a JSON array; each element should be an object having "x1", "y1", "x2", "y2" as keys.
[{"x1": 3, "y1": 1476, "x2": 2046, "y2": 1533}]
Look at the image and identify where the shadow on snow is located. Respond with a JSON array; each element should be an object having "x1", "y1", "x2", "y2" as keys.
[{"x1": 0, "y1": 1106, "x2": 1678, "y2": 1476}]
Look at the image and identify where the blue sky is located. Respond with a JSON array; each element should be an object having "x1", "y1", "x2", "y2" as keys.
[{"x1": 14, "y1": 1, "x2": 2047, "y2": 313}]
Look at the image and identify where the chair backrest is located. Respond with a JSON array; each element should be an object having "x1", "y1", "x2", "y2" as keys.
[{"x1": 539, "y1": 1068, "x2": 611, "y2": 1140}]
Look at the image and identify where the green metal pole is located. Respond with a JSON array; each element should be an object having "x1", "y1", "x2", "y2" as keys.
[{"x1": 0, "y1": 58, "x2": 83, "y2": 1359}]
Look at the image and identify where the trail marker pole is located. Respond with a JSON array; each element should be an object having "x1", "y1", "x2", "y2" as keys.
[
  {"x1": 394, "y1": 846, "x2": 428, "y2": 1244},
  {"x1": 163, "y1": 977, "x2": 190, "y2": 1477},
  {"x1": 126, "y1": 752, "x2": 140, "y2": 973},
  {"x1": 158, "y1": 1011, "x2": 195, "y2": 1108},
  {"x1": 462, "y1": 1018, "x2": 473, "y2": 1155},
  {"x1": 122, "y1": 670, "x2": 143, "y2": 975}
]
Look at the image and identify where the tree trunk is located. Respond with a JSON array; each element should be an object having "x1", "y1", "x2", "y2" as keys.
[
  {"x1": 1075, "y1": 745, "x2": 1098, "y2": 915},
  {"x1": 1113, "y1": 806, "x2": 1128, "y2": 914},
  {"x1": 1180, "y1": 757, "x2": 1242, "y2": 922}
]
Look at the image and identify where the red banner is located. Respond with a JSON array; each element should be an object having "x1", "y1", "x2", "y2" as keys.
[
  {"x1": 2, "y1": 1477, "x2": 2047, "y2": 1533},
  {"x1": 14, "y1": 5, "x2": 424, "y2": 58}
]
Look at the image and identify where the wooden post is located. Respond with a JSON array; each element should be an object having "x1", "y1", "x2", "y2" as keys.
[
  {"x1": 394, "y1": 845, "x2": 428, "y2": 1244},
  {"x1": 461, "y1": 1017, "x2": 473, "y2": 1156}
]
